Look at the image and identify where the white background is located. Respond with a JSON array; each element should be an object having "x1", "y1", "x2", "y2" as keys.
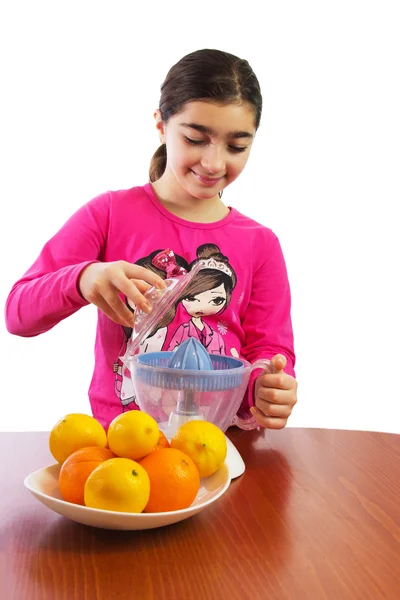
[{"x1": 1, "y1": 1, "x2": 399, "y2": 433}]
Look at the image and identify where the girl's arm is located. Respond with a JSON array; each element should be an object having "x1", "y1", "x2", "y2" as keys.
[
  {"x1": 234, "y1": 233, "x2": 296, "y2": 428},
  {"x1": 4, "y1": 193, "x2": 111, "y2": 337}
]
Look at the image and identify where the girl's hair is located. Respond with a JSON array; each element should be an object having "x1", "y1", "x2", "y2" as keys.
[{"x1": 149, "y1": 49, "x2": 262, "y2": 182}]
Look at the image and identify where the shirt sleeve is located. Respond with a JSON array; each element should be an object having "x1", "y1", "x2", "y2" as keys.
[
  {"x1": 4, "y1": 193, "x2": 111, "y2": 337},
  {"x1": 233, "y1": 232, "x2": 296, "y2": 430}
]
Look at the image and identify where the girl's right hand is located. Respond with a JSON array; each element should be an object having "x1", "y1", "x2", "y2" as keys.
[{"x1": 78, "y1": 261, "x2": 166, "y2": 327}]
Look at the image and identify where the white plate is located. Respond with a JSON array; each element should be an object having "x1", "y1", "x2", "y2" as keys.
[{"x1": 24, "y1": 462, "x2": 231, "y2": 530}]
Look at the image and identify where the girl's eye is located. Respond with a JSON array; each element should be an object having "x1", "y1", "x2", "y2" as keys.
[
  {"x1": 229, "y1": 145, "x2": 247, "y2": 153},
  {"x1": 184, "y1": 136, "x2": 204, "y2": 146},
  {"x1": 183, "y1": 295, "x2": 197, "y2": 302},
  {"x1": 185, "y1": 136, "x2": 247, "y2": 153}
]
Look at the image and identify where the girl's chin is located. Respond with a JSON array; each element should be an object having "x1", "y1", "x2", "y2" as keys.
[
  {"x1": 184, "y1": 183, "x2": 222, "y2": 200},
  {"x1": 181, "y1": 173, "x2": 225, "y2": 198}
]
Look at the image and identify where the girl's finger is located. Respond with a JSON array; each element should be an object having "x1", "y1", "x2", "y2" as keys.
[
  {"x1": 255, "y1": 399, "x2": 293, "y2": 419},
  {"x1": 110, "y1": 274, "x2": 153, "y2": 314},
  {"x1": 258, "y1": 373, "x2": 287, "y2": 390},
  {"x1": 124, "y1": 280, "x2": 157, "y2": 312},
  {"x1": 130, "y1": 279, "x2": 153, "y2": 294},
  {"x1": 250, "y1": 407, "x2": 288, "y2": 430},
  {"x1": 92, "y1": 296, "x2": 133, "y2": 327},
  {"x1": 257, "y1": 386, "x2": 284, "y2": 404},
  {"x1": 256, "y1": 383, "x2": 297, "y2": 408},
  {"x1": 123, "y1": 262, "x2": 166, "y2": 289},
  {"x1": 99, "y1": 285, "x2": 137, "y2": 325}
]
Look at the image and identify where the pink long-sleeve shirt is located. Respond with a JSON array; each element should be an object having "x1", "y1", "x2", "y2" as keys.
[{"x1": 5, "y1": 183, "x2": 295, "y2": 430}]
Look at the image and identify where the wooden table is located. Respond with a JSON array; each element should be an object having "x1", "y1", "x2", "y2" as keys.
[{"x1": 1, "y1": 428, "x2": 399, "y2": 600}]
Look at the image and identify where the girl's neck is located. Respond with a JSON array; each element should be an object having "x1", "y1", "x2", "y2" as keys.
[{"x1": 151, "y1": 178, "x2": 229, "y2": 223}]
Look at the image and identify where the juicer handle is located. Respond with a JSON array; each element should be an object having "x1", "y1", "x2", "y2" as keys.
[
  {"x1": 251, "y1": 358, "x2": 277, "y2": 376},
  {"x1": 230, "y1": 358, "x2": 277, "y2": 431}
]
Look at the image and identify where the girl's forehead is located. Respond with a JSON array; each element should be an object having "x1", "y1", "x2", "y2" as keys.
[{"x1": 172, "y1": 100, "x2": 256, "y2": 136}]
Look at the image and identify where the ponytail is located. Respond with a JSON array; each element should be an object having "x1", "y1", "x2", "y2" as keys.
[{"x1": 149, "y1": 143, "x2": 167, "y2": 182}]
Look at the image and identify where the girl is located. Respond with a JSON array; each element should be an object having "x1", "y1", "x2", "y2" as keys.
[{"x1": 5, "y1": 48, "x2": 298, "y2": 431}]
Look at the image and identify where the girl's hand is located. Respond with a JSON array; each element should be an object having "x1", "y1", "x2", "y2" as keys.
[
  {"x1": 78, "y1": 261, "x2": 166, "y2": 327},
  {"x1": 251, "y1": 354, "x2": 298, "y2": 429}
]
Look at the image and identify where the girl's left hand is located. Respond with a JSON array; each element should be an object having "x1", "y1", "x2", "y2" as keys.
[{"x1": 250, "y1": 354, "x2": 298, "y2": 429}]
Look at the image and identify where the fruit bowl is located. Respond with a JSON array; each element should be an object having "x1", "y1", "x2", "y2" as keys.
[{"x1": 24, "y1": 462, "x2": 231, "y2": 530}]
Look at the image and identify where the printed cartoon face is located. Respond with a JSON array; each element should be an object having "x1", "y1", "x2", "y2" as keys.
[{"x1": 182, "y1": 283, "x2": 227, "y2": 317}]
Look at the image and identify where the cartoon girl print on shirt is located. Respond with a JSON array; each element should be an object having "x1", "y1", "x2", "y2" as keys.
[
  {"x1": 113, "y1": 250, "x2": 189, "y2": 410},
  {"x1": 168, "y1": 244, "x2": 238, "y2": 356}
]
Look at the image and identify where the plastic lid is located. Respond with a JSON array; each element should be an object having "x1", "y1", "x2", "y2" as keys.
[{"x1": 123, "y1": 260, "x2": 201, "y2": 360}]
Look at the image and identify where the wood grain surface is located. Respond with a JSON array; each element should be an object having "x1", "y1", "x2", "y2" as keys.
[{"x1": 1, "y1": 428, "x2": 399, "y2": 600}]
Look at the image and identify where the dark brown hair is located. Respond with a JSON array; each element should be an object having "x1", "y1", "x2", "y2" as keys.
[{"x1": 149, "y1": 49, "x2": 262, "y2": 182}]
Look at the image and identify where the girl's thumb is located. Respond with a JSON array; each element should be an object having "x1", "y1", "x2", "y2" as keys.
[{"x1": 271, "y1": 354, "x2": 286, "y2": 372}]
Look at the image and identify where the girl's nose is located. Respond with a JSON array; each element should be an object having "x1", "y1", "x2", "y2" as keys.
[{"x1": 200, "y1": 146, "x2": 225, "y2": 174}]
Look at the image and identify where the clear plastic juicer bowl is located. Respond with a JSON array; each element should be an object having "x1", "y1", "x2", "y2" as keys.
[{"x1": 127, "y1": 350, "x2": 272, "y2": 437}]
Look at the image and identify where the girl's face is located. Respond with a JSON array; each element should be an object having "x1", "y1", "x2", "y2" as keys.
[
  {"x1": 182, "y1": 283, "x2": 227, "y2": 317},
  {"x1": 154, "y1": 101, "x2": 256, "y2": 201}
]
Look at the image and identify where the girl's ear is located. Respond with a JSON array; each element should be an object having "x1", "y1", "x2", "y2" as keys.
[{"x1": 154, "y1": 109, "x2": 166, "y2": 144}]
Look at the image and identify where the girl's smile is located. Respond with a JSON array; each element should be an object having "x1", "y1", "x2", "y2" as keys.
[{"x1": 190, "y1": 170, "x2": 224, "y2": 186}]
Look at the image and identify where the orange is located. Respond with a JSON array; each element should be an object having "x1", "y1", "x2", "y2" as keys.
[
  {"x1": 170, "y1": 420, "x2": 227, "y2": 477},
  {"x1": 107, "y1": 411, "x2": 159, "y2": 461},
  {"x1": 58, "y1": 446, "x2": 116, "y2": 505},
  {"x1": 149, "y1": 430, "x2": 170, "y2": 452},
  {"x1": 139, "y1": 448, "x2": 200, "y2": 513},
  {"x1": 49, "y1": 413, "x2": 107, "y2": 464},
  {"x1": 84, "y1": 457, "x2": 150, "y2": 513}
]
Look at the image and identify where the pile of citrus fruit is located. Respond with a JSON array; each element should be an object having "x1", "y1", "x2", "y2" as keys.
[{"x1": 48, "y1": 411, "x2": 227, "y2": 514}]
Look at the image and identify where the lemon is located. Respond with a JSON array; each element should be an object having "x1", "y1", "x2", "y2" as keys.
[
  {"x1": 84, "y1": 457, "x2": 150, "y2": 513},
  {"x1": 170, "y1": 420, "x2": 227, "y2": 477},
  {"x1": 107, "y1": 411, "x2": 159, "y2": 461},
  {"x1": 49, "y1": 413, "x2": 107, "y2": 464}
]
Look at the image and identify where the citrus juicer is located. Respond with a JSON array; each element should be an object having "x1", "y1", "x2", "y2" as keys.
[
  {"x1": 130, "y1": 338, "x2": 250, "y2": 434},
  {"x1": 128, "y1": 337, "x2": 274, "y2": 435}
]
